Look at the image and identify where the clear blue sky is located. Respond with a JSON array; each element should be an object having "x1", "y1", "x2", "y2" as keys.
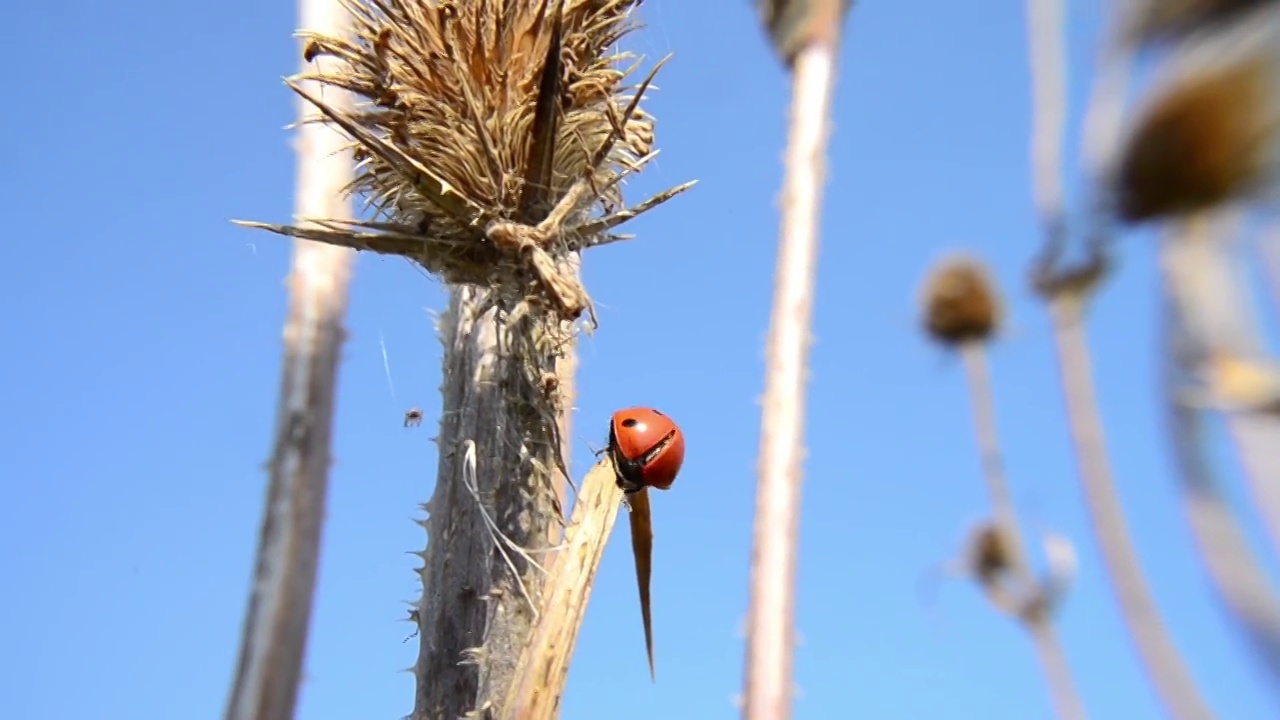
[{"x1": 3, "y1": 0, "x2": 1277, "y2": 718}]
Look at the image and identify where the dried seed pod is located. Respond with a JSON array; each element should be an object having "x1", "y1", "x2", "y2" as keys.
[
  {"x1": 239, "y1": 0, "x2": 693, "y2": 319},
  {"x1": 968, "y1": 521, "x2": 1016, "y2": 589},
  {"x1": 1120, "y1": 0, "x2": 1278, "y2": 46},
  {"x1": 920, "y1": 257, "x2": 1003, "y2": 347},
  {"x1": 1114, "y1": 22, "x2": 1280, "y2": 222}
]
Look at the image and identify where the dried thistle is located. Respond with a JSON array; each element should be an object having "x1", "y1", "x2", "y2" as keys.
[
  {"x1": 967, "y1": 520, "x2": 1017, "y2": 590},
  {"x1": 236, "y1": 3, "x2": 695, "y2": 718},
  {"x1": 920, "y1": 257, "x2": 1003, "y2": 347},
  {"x1": 1115, "y1": 37, "x2": 1278, "y2": 223},
  {"x1": 238, "y1": 0, "x2": 695, "y2": 321},
  {"x1": 1120, "y1": 0, "x2": 1277, "y2": 46}
]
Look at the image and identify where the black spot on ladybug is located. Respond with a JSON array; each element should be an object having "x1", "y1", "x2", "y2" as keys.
[{"x1": 622, "y1": 418, "x2": 638, "y2": 428}]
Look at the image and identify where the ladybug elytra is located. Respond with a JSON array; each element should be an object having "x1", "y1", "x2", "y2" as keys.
[{"x1": 607, "y1": 407, "x2": 685, "y2": 493}]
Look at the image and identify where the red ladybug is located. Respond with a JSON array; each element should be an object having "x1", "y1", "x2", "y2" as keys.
[{"x1": 607, "y1": 407, "x2": 686, "y2": 493}]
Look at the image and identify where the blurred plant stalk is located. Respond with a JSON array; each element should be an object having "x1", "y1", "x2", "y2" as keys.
[
  {"x1": 223, "y1": 0, "x2": 356, "y2": 718},
  {"x1": 745, "y1": 1, "x2": 851, "y2": 718},
  {"x1": 1027, "y1": 0, "x2": 1216, "y2": 714},
  {"x1": 921, "y1": 256, "x2": 1087, "y2": 720},
  {"x1": 1160, "y1": 214, "x2": 1280, "y2": 698},
  {"x1": 962, "y1": 342, "x2": 1086, "y2": 720}
]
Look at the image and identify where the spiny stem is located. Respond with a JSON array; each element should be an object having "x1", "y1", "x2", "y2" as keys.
[
  {"x1": 744, "y1": 31, "x2": 841, "y2": 720},
  {"x1": 223, "y1": 0, "x2": 356, "y2": 718}
]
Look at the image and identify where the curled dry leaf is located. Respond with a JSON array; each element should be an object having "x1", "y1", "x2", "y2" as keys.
[{"x1": 920, "y1": 256, "x2": 1003, "y2": 347}]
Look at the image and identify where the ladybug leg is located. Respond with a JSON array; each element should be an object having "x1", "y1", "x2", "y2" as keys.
[
  {"x1": 606, "y1": 445, "x2": 644, "y2": 493},
  {"x1": 619, "y1": 485, "x2": 644, "y2": 512}
]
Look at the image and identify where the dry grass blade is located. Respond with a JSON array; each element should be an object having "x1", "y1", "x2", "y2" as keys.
[
  {"x1": 744, "y1": 1, "x2": 850, "y2": 715},
  {"x1": 223, "y1": 1, "x2": 356, "y2": 719},
  {"x1": 501, "y1": 458, "x2": 626, "y2": 719}
]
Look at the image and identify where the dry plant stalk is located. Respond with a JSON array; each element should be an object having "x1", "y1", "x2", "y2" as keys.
[
  {"x1": 502, "y1": 458, "x2": 626, "y2": 718},
  {"x1": 223, "y1": 0, "x2": 356, "y2": 718},
  {"x1": 922, "y1": 258, "x2": 1087, "y2": 720},
  {"x1": 1041, "y1": 288, "x2": 1215, "y2": 720},
  {"x1": 237, "y1": 1, "x2": 693, "y2": 717},
  {"x1": 1158, "y1": 216, "x2": 1280, "y2": 695},
  {"x1": 744, "y1": 2, "x2": 850, "y2": 718},
  {"x1": 1026, "y1": 0, "x2": 1214, "y2": 713}
]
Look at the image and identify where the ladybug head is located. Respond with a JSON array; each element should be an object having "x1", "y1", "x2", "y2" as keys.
[{"x1": 608, "y1": 407, "x2": 686, "y2": 492}]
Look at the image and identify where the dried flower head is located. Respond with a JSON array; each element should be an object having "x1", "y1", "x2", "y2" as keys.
[
  {"x1": 967, "y1": 521, "x2": 1015, "y2": 589},
  {"x1": 239, "y1": 0, "x2": 694, "y2": 320},
  {"x1": 1114, "y1": 31, "x2": 1279, "y2": 223},
  {"x1": 1120, "y1": 0, "x2": 1277, "y2": 46},
  {"x1": 920, "y1": 256, "x2": 1002, "y2": 347}
]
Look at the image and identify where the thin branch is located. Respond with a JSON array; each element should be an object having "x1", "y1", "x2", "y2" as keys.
[
  {"x1": 1028, "y1": 621, "x2": 1089, "y2": 720},
  {"x1": 502, "y1": 459, "x2": 626, "y2": 719},
  {"x1": 1024, "y1": 0, "x2": 1213, "y2": 710},
  {"x1": 961, "y1": 346, "x2": 1022, "y2": 531},
  {"x1": 223, "y1": 1, "x2": 356, "y2": 718},
  {"x1": 744, "y1": 2, "x2": 847, "y2": 714},
  {"x1": 1047, "y1": 295, "x2": 1216, "y2": 720},
  {"x1": 961, "y1": 344, "x2": 1088, "y2": 720}
]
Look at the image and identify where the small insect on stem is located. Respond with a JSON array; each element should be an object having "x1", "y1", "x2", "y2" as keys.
[{"x1": 604, "y1": 407, "x2": 688, "y2": 682}]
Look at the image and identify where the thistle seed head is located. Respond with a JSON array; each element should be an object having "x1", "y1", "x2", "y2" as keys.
[
  {"x1": 244, "y1": 0, "x2": 694, "y2": 319},
  {"x1": 920, "y1": 256, "x2": 1003, "y2": 348},
  {"x1": 1120, "y1": 0, "x2": 1278, "y2": 47},
  {"x1": 1115, "y1": 25, "x2": 1279, "y2": 222}
]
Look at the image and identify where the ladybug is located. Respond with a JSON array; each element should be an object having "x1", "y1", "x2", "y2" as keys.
[{"x1": 607, "y1": 407, "x2": 686, "y2": 494}]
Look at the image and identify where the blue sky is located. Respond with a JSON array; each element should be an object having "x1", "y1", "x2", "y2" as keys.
[{"x1": 3, "y1": 0, "x2": 1278, "y2": 718}]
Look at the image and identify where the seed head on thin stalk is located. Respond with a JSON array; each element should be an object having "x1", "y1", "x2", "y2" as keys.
[
  {"x1": 920, "y1": 256, "x2": 1003, "y2": 348},
  {"x1": 921, "y1": 257, "x2": 1087, "y2": 719},
  {"x1": 1114, "y1": 13, "x2": 1280, "y2": 224}
]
